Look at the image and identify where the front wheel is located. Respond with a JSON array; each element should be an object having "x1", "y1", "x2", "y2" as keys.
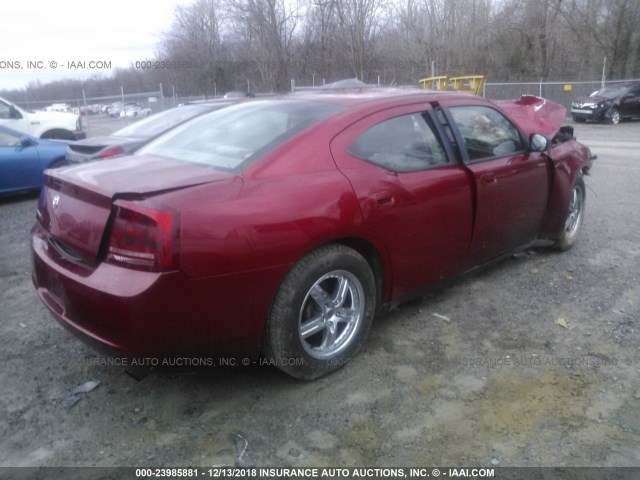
[
  {"x1": 606, "y1": 107, "x2": 620, "y2": 125},
  {"x1": 264, "y1": 244, "x2": 376, "y2": 380},
  {"x1": 555, "y1": 176, "x2": 585, "y2": 251}
]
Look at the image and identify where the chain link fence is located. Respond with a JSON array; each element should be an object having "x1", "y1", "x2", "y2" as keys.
[{"x1": 9, "y1": 77, "x2": 640, "y2": 138}]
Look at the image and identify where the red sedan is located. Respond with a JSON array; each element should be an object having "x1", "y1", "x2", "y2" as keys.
[{"x1": 31, "y1": 89, "x2": 594, "y2": 379}]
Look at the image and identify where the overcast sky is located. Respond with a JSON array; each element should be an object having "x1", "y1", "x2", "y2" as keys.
[{"x1": 1, "y1": 0, "x2": 194, "y2": 90}]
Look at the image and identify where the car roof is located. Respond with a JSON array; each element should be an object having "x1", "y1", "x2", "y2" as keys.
[
  {"x1": 288, "y1": 87, "x2": 478, "y2": 107},
  {"x1": 182, "y1": 98, "x2": 246, "y2": 108}
]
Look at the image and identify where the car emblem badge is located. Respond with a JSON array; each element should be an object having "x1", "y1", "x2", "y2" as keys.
[{"x1": 52, "y1": 194, "x2": 60, "y2": 209}]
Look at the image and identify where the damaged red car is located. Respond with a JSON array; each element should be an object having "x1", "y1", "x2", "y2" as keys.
[{"x1": 31, "y1": 89, "x2": 595, "y2": 379}]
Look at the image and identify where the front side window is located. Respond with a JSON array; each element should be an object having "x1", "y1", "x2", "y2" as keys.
[
  {"x1": 348, "y1": 113, "x2": 449, "y2": 172},
  {"x1": 448, "y1": 106, "x2": 524, "y2": 161}
]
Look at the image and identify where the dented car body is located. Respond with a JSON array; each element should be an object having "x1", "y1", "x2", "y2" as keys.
[{"x1": 31, "y1": 90, "x2": 594, "y2": 379}]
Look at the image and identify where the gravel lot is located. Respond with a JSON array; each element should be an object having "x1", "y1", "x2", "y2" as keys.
[{"x1": 0, "y1": 118, "x2": 639, "y2": 469}]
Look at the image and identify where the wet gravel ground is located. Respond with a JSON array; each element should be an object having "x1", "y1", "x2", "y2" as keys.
[{"x1": 0, "y1": 119, "x2": 639, "y2": 468}]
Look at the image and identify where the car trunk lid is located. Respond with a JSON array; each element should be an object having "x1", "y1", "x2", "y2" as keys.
[{"x1": 38, "y1": 154, "x2": 236, "y2": 265}]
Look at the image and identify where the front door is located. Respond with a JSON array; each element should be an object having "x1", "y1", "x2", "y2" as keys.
[{"x1": 442, "y1": 104, "x2": 550, "y2": 265}]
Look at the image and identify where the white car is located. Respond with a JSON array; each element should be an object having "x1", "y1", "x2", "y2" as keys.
[
  {"x1": 42, "y1": 103, "x2": 71, "y2": 113},
  {"x1": 0, "y1": 96, "x2": 85, "y2": 140},
  {"x1": 119, "y1": 104, "x2": 152, "y2": 118}
]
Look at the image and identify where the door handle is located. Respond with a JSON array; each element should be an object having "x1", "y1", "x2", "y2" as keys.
[
  {"x1": 371, "y1": 191, "x2": 395, "y2": 208},
  {"x1": 480, "y1": 173, "x2": 496, "y2": 186}
]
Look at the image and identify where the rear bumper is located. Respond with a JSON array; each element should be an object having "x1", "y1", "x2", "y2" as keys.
[
  {"x1": 65, "y1": 148, "x2": 92, "y2": 164},
  {"x1": 31, "y1": 223, "x2": 277, "y2": 359}
]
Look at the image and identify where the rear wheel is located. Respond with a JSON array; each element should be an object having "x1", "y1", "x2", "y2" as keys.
[
  {"x1": 264, "y1": 244, "x2": 376, "y2": 380},
  {"x1": 555, "y1": 176, "x2": 585, "y2": 251},
  {"x1": 41, "y1": 129, "x2": 74, "y2": 140}
]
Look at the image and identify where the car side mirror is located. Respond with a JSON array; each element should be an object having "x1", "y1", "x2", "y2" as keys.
[
  {"x1": 529, "y1": 133, "x2": 548, "y2": 152},
  {"x1": 20, "y1": 136, "x2": 37, "y2": 147}
]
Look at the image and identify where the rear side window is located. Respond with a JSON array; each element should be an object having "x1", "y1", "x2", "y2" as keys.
[
  {"x1": 348, "y1": 113, "x2": 449, "y2": 172},
  {"x1": 448, "y1": 106, "x2": 524, "y2": 161}
]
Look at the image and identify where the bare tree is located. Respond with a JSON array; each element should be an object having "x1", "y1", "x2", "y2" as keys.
[
  {"x1": 228, "y1": 0, "x2": 303, "y2": 91},
  {"x1": 3, "y1": 0, "x2": 640, "y2": 102},
  {"x1": 335, "y1": 0, "x2": 388, "y2": 80},
  {"x1": 160, "y1": 0, "x2": 228, "y2": 95}
]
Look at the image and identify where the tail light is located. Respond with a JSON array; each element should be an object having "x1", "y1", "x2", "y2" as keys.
[
  {"x1": 99, "y1": 145, "x2": 125, "y2": 159},
  {"x1": 105, "y1": 200, "x2": 176, "y2": 271}
]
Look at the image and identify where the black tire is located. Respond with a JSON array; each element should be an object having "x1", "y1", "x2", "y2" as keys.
[
  {"x1": 49, "y1": 159, "x2": 70, "y2": 169},
  {"x1": 606, "y1": 107, "x2": 620, "y2": 125},
  {"x1": 555, "y1": 176, "x2": 585, "y2": 251},
  {"x1": 264, "y1": 244, "x2": 376, "y2": 380}
]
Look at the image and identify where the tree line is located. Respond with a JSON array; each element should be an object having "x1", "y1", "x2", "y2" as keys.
[{"x1": 3, "y1": 0, "x2": 639, "y2": 102}]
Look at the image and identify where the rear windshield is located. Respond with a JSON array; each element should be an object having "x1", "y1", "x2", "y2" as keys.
[
  {"x1": 113, "y1": 104, "x2": 213, "y2": 138},
  {"x1": 136, "y1": 100, "x2": 344, "y2": 170}
]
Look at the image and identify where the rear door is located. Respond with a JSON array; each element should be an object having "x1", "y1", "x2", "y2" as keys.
[
  {"x1": 621, "y1": 85, "x2": 640, "y2": 117},
  {"x1": 439, "y1": 102, "x2": 550, "y2": 265},
  {"x1": 331, "y1": 104, "x2": 473, "y2": 299}
]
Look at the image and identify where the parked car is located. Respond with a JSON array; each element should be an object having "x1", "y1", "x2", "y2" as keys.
[
  {"x1": 571, "y1": 81, "x2": 640, "y2": 124},
  {"x1": 66, "y1": 100, "x2": 241, "y2": 163},
  {"x1": 120, "y1": 104, "x2": 153, "y2": 118},
  {"x1": 0, "y1": 126, "x2": 68, "y2": 195},
  {"x1": 0, "y1": 96, "x2": 85, "y2": 140},
  {"x1": 223, "y1": 91, "x2": 256, "y2": 98},
  {"x1": 105, "y1": 102, "x2": 132, "y2": 118},
  {"x1": 31, "y1": 90, "x2": 594, "y2": 379},
  {"x1": 42, "y1": 103, "x2": 71, "y2": 113},
  {"x1": 79, "y1": 104, "x2": 102, "y2": 115}
]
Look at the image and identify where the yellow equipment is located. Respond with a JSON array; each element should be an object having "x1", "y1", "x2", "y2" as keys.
[
  {"x1": 418, "y1": 75, "x2": 486, "y2": 96},
  {"x1": 418, "y1": 76, "x2": 449, "y2": 91}
]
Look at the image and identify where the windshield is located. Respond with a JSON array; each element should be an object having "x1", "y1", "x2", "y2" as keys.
[
  {"x1": 137, "y1": 100, "x2": 344, "y2": 170},
  {"x1": 113, "y1": 104, "x2": 213, "y2": 138},
  {"x1": 589, "y1": 85, "x2": 628, "y2": 98}
]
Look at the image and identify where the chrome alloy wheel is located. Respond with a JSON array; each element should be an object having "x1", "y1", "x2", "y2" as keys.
[
  {"x1": 564, "y1": 184, "x2": 584, "y2": 240},
  {"x1": 298, "y1": 270, "x2": 364, "y2": 360}
]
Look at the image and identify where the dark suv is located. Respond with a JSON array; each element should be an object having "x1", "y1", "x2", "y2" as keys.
[{"x1": 571, "y1": 82, "x2": 640, "y2": 124}]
